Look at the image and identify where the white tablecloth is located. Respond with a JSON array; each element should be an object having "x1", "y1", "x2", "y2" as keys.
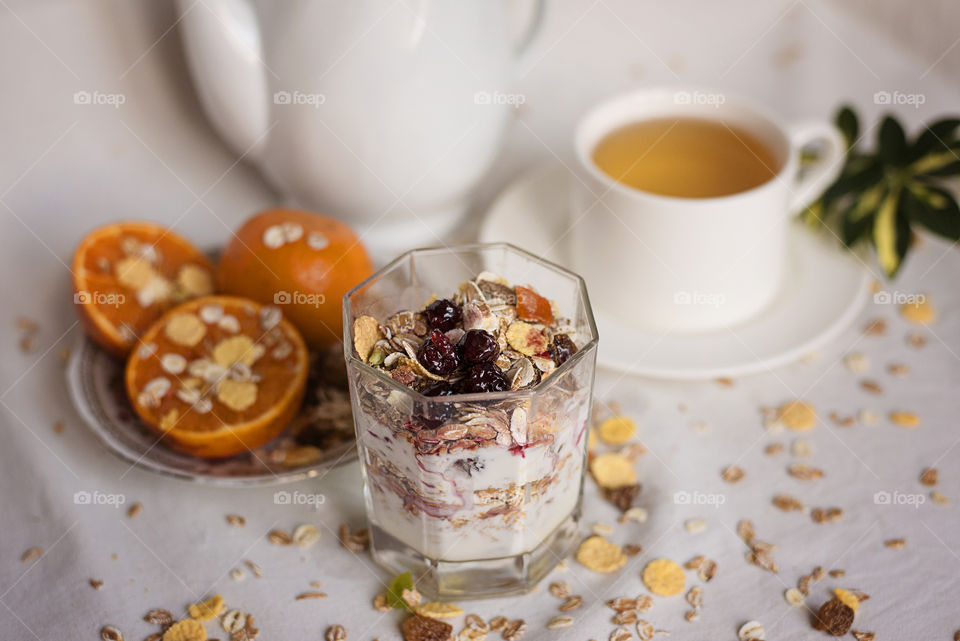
[{"x1": 1, "y1": 1, "x2": 958, "y2": 639}]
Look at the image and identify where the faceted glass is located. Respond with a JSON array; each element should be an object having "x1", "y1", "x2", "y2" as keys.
[{"x1": 343, "y1": 243, "x2": 599, "y2": 599}]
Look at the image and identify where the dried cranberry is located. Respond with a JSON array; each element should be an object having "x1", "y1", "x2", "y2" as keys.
[
  {"x1": 424, "y1": 298, "x2": 462, "y2": 331},
  {"x1": 417, "y1": 329, "x2": 459, "y2": 375},
  {"x1": 458, "y1": 362, "x2": 510, "y2": 394},
  {"x1": 458, "y1": 329, "x2": 500, "y2": 364},
  {"x1": 551, "y1": 333, "x2": 578, "y2": 365},
  {"x1": 414, "y1": 381, "x2": 456, "y2": 426}
]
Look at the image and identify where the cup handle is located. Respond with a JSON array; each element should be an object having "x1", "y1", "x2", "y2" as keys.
[{"x1": 786, "y1": 120, "x2": 847, "y2": 214}]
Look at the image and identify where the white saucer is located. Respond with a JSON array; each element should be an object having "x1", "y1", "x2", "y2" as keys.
[{"x1": 479, "y1": 164, "x2": 870, "y2": 380}]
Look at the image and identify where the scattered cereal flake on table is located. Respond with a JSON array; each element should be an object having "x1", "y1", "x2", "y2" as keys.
[
  {"x1": 576, "y1": 535, "x2": 627, "y2": 573},
  {"x1": 590, "y1": 453, "x2": 637, "y2": 488},
  {"x1": 127, "y1": 502, "x2": 142, "y2": 518},
  {"x1": 598, "y1": 415, "x2": 637, "y2": 445},
  {"x1": 144, "y1": 609, "x2": 174, "y2": 626},
  {"x1": 89, "y1": 578, "x2": 103, "y2": 589},
  {"x1": 187, "y1": 594, "x2": 224, "y2": 621},
  {"x1": 721, "y1": 465, "x2": 745, "y2": 483},
  {"x1": 887, "y1": 362, "x2": 909, "y2": 376},
  {"x1": 684, "y1": 518, "x2": 707, "y2": 534},
  {"x1": 764, "y1": 443, "x2": 784, "y2": 456},
  {"x1": 558, "y1": 595, "x2": 583, "y2": 611},
  {"x1": 100, "y1": 625, "x2": 123, "y2": 641},
  {"x1": 244, "y1": 559, "x2": 262, "y2": 578},
  {"x1": 610, "y1": 628, "x2": 632, "y2": 641},
  {"x1": 162, "y1": 619, "x2": 206, "y2": 641},
  {"x1": 858, "y1": 409, "x2": 878, "y2": 425},
  {"x1": 736, "y1": 520, "x2": 755, "y2": 543},
  {"x1": 642, "y1": 558, "x2": 686, "y2": 596},
  {"x1": 833, "y1": 588, "x2": 860, "y2": 613},
  {"x1": 635, "y1": 620, "x2": 655, "y2": 641},
  {"x1": 226, "y1": 514, "x2": 245, "y2": 527},
  {"x1": 811, "y1": 507, "x2": 843, "y2": 523},
  {"x1": 772, "y1": 494, "x2": 805, "y2": 512},
  {"x1": 623, "y1": 506, "x2": 648, "y2": 523},
  {"x1": 884, "y1": 538, "x2": 906, "y2": 549},
  {"x1": 931, "y1": 491, "x2": 949, "y2": 505},
  {"x1": 828, "y1": 569, "x2": 845, "y2": 578},
  {"x1": 843, "y1": 352, "x2": 869, "y2": 373},
  {"x1": 920, "y1": 468, "x2": 938, "y2": 486},
  {"x1": 889, "y1": 411, "x2": 920, "y2": 428},
  {"x1": 784, "y1": 588, "x2": 804, "y2": 607},
  {"x1": 790, "y1": 439, "x2": 812, "y2": 457},
  {"x1": 548, "y1": 581, "x2": 569, "y2": 599},
  {"x1": 906, "y1": 331, "x2": 927, "y2": 348},
  {"x1": 21, "y1": 547, "x2": 43, "y2": 562},
  {"x1": 295, "y1": 591, "x2": 327, "y2": 600},
  {"x1": 623, "y1": 543, "x2": 644, "y2": 557},
  {"x1": 292, "y1": 524, "x2": 321, "y2": 548},
  {"x1": 325, "y1": 624, "x2": 347, "y2": 641},
  {"x1": 53, "y1": 420, "x2": 65, "y2": 434},
  {"x1": 614, "y1": 609, "x2": 639, "y2": 625},
  {"x1": 812, "y1": 597, "x2": 854, "y2": 636},
  {"x1": 900, "y1": 297, "x2": 935, "y2": 324},
  {"x1": 267, "y1": 529, "x2": 292, "y2": 545},
  {"x1": 829, "y1": 411, "x2": 856, "y2": 427},
  {"x1": 777, "y1": 401, "x2": 817, "y2": 431},
  {"x1": 592, "y1": 522, "x2": 614, "y2": 536},
  {"x1": 502, "y1": 619, "x2": 526, "y2": 641},
  {"x1": 222, "y1": 610, "x2": 246, "y2": 634},
  {"x1": 414, "y1": 602, "x2": 465, "y2": 619},
  {"x1": 787, "y1": 463, "x2": 824, "y2": 480},
  {"x1": 851, "y1": 632, "x2": 875, "y2": 641},
  {"x1": 863, "y1": 318, "x2": 886, "y2": 335},
  {"x1": 860, "y1": 380, "x2": 883, "y2": 395},
  {"x1": 738, "y1": 620, "x2": 765, "y2": 640},
  {"x1": 230, "y1": 568, "x2": 245, "y2": 581},
  {"x1": 546, "y1": 615, "x2": 574, "y2": 629}
]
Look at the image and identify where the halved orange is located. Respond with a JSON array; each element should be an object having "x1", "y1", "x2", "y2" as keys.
[
  {"x1": 72, "y1": 222, "x2": 215, "y2": 357},
  {"x1": 216, "y1": 208, "x2": 373, "y2": 350},
  {"x1": 124, "y1": 296, "x2": 309, "y2": 458}
]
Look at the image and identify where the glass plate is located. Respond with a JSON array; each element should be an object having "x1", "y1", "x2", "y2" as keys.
[{"x1": 65, "y1": 333, "x2": 358, "y2": 486}]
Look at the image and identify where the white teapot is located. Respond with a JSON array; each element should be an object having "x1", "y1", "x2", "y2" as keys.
[{"x1": 176, "y1": 0, "x2": 541, "y2": 255}]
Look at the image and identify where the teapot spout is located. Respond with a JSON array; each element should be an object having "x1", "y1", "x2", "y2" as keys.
[{"x1": 177, "y1": 0, "x2": 270, "y2": 161}]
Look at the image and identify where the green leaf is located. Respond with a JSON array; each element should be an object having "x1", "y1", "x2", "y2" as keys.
[
  {"x1": 912, "y1": 117, "x2": 960, "y2": 157},
  {"x1": 910, "y1": 148, "x2": 960, "y2": 176},
  {"x1": 835, "y1": 106, "x2": 859, "y2": 149},
  {"x1": 822, "y1": 158, "x2": 883, "y2": 202},
  {"x1": 385, "y1": 572, "x2": 414, "y2": 610},
  {"x1": 904, "y1": 182, "x2": 960, "y2": 240},
  {"x1": 878, "y1": 116, "x2": 908, "y2": 166},
  {"x1": 873, "y1": 187, "x2": 904, "y2": 276}
]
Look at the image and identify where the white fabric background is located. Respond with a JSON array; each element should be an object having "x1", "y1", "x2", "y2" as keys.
[{"x1": 1, "y1": 1, "x2": 958, "y2": 639}]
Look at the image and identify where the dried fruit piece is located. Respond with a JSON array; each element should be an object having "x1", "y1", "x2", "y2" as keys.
[
  {"x1": 401, "y1": 614, "x2": 453, "y2": 641},
  {"x1": 162, "y1": 619, "x2": 207, "y2": 641},
  {"x1": 597, "y1": 416, "x2": 637, "y2": 445},
  {"x1": 812, "y1": 597, "x2": 854, "y2": 636},
  {"x1": 575, "y1": 535, "x2": 627, "y2": 573},
  {"x1": 641, "y1": 558, "x2": 685, "y2": 596},
  {"x1": 414, "y1": 602, "x2": 464, "y2": 619},
  {"x1": 602, "y1": 483, "x2": 641, "y2": 512},
  {"x1": 777, "y1": 401, "x2": 816, "y2": 431},
  {"x1": 590, "y1": 453, "x2": 637, "y2": 489},
  {"x1": 187, "y1": 594, "x2": 224, "y2": 621},
  {"x1": 515, "y1": 285, "x2": 553, "y2": 324}
]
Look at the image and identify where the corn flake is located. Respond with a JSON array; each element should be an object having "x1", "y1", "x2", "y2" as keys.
[
  {"x1": 590, "y1": 453, "x2": 637, "y2": 489},
  {"x1": 833, "y1": 588, "x2": 859, "y2": 613},
  {"x1": 187, "y1": 594, "x2": 224, "y2": 621},
  {"x1": 598, "y1": 416, "x2": 637, "y2": 445},
  {"x1": 575, "y1": 535, "x2": 627, "y2": 573},
  {"x1": 641, "y1": 558, "x2": 685, "y2": 596},
  {"x1": 899, "y1": 298, "x2": 935, "y2": 324},
  {"x1": 777, "y1": 401, "x2": 816, "y2": 431},
  {"x1": 162, "y1": 619, "x2": 206, "y2": 641}
]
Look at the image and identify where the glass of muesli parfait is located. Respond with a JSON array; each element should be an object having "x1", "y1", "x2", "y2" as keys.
[{"x1": 343, "y1": 243, "x2": 598, "y2": 599}]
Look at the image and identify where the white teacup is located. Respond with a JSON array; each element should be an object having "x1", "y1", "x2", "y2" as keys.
[{"x1": 570, "y1": 88, "x2": 845, "y2": 333}]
